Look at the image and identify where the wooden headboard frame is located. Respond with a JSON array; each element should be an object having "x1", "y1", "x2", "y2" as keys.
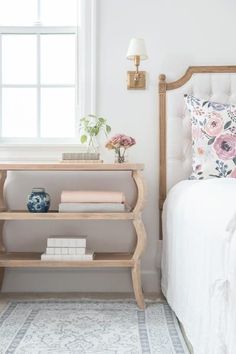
[{"x1": 158, "y1": 65, "x2": 236, "y2": 240}]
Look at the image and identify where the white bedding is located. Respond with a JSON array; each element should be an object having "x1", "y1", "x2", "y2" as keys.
[{"x1": 161, "y1": 178, "x2": 236, "y2": 354}]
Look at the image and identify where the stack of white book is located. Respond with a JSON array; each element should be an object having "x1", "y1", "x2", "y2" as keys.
[{"x1": 41, "y1": 236, "x2": 94, "y2": 261}]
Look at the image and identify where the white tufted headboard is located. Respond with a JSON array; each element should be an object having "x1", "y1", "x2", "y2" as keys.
[{"x1": 158, "y1": 66, "x2": 236, "y2": 239}]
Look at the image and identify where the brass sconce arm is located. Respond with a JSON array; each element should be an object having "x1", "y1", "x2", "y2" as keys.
[{"x1": 134, "y1": 55, "x2": 141, "y2": 81}]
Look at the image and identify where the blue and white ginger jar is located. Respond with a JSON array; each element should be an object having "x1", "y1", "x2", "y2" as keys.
[{"x1": 27, "y1": 188, "x2": 50, "y2": 213}]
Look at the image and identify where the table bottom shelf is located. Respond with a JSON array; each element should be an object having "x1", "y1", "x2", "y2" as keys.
[{"x1": 0, "y1": 252, "x2": 135, "y2": 268}]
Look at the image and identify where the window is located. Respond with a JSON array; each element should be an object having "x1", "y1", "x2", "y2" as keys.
[{"x1": 0, "y1": 0, "x2": 83, "y2": 143}]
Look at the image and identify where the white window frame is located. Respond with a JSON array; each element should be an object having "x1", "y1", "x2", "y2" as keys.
[
  {"x1": 0, "y1": 0, "x2": 96, "y2": 160},
  {"x1": 0, "y1": 26, "x2": 78, "y2": 144}
]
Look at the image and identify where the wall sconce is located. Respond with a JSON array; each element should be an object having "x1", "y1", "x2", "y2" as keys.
[{"x1": 127, "y1": 38, "x2": 148, "y2": 90}]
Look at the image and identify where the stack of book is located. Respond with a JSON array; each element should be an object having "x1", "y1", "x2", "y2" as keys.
[
  {"x1": 41, "y1": 236, "x2": 94, "y2": 261},
  {"x1": 58, "y1": 191, "x2": 127, "y2": 212},
  {"x1": 61, "y1": 152, "x2": 103, "y2": 163}
]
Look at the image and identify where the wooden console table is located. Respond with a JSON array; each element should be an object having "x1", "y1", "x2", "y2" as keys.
[{"x1": 0, "y1": 162, "x2": 147, "y2": 309}]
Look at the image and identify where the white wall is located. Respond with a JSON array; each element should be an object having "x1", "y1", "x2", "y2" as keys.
[{"x1": 3, "y1": 0, "x2": 236, "y2": 293}]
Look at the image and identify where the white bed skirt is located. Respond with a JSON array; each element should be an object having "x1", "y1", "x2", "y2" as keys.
[{"x1": 161, "y1": 178, "x2": 236, "y2": 354}]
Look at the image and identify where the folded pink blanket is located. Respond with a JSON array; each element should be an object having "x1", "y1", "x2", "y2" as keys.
[{"x1": 61, "y1": 191, "x2": 125, "y2": 203}]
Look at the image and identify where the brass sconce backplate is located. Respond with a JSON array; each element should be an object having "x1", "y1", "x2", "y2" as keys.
[{"x1": 127, "y1": 71, "x2": 146, "y2": 89}]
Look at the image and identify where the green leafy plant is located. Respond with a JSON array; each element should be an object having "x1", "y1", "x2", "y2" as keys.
[{"x1": 79, "y1": 114, "x2": 111, "y2": 151}]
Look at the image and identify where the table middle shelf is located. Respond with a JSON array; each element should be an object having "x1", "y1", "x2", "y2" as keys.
[
  {"x1": 0, "y1": 252, "x2": 134, "y2": 268},
  {"x1": 0, "y1": 211, "x2": 135, "y2": 220}
]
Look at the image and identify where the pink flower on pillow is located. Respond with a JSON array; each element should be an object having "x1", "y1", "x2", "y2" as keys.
[
  {"x1": 197, "y1": 147, "x2": 205, "y2": 156},
  {"x1": 231, "y1": 168, "x2": 236, "y2": 178},
  {"x1": 205, "y1": 113, "x2": 223, "y2": 136},
  {"x1": 213, "y1": 134, "x2": 236, "y2": 160},
  {"x1": 192, "y1": 126, "x2": 203, "y2": 139}
]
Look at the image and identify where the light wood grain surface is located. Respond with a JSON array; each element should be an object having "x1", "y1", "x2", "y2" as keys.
[
  {"x1": 0, "y1": 211, "x2": 135, "y2": 220},
  {"x1": 0, "y1": 162, "x2": 144, "y2": 171},
  {"x1": 0, "y1": 252, "x2": 134, "y2": 268},
  {"x1": 0, "y1": 162, "x2": 147, "y2": 309}
]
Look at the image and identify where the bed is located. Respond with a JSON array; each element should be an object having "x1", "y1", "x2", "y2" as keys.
[{"x1": 159, "y1": 66, "x2": 236, "y2": 354}]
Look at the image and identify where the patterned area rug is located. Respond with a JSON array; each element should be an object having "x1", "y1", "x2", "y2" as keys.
[{"x1": 0, "y1": 299, "x2": 189, "y2": 354}]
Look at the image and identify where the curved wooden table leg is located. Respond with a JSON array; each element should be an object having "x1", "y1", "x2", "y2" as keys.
[
  {"x1": 0, "y1": 221, "x2": 6, "y2": 290},
  {"x1": 0, "y1": 268, "x2": 5, "y2": 290},
  {"x1": 0, "y1": 221, "x2": 5, "y2": 253},
  {"x1": 131, "y1": 169, "x2": 147, "y2": 309},
  {"x1": 0, "y1": 171, "x2": 7, "y2": 212},
  {"x1": 132, "y1": 218, "x2": 147, "y2": 309},
  {"x1": 132, "y1": 170, "x2": 146, "y2": 214},
  {"x1": 132, "y1": 262, "x2": 145, "y2": 309},
  {"x1": 0, "y1": 171, "x2": 7, "y2": 291}
]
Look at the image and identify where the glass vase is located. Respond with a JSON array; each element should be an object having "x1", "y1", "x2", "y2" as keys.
[
  {"x1": 87, "y1": 136, "x2": 100, "y2": 154},
  {"x1": 114, "y1": 148, "x2": 128, "y2": 163}
]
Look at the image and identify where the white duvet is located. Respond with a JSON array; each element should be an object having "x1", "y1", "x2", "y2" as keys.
[{"x1": 161, "y1": 178, "x2": 236, "y2": 354}]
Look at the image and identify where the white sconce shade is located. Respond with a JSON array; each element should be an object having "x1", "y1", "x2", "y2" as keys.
[{"x1": 127, "y1": 38, "x2": 148, "y2": 60}]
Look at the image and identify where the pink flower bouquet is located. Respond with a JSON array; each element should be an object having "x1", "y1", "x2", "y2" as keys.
[{"x1": 106, "y1": 134, "x2": 136, "y2": 163}]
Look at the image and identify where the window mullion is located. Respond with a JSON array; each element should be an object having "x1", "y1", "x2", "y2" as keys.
[
  {"x1": 0, "y1": 27, "x2": 77, "y2": 35},
  {"x1": 37, "y1": 33, "x2": 41, "y2": 138},
  {"x1": 37, "y1": 0, "x2": 41, "y2": 24},
  {"x1": 2, "y1": 84, "x2": 75, "y2": 88}
]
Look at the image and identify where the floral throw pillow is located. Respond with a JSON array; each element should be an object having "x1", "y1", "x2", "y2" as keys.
[{"x1": 184, "y1": 94, "x2": 236, "y2": 179}]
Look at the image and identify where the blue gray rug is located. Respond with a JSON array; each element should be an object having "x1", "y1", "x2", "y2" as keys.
[{"x1": 0, "y1": 299, "x2": 189, "y2": 353}]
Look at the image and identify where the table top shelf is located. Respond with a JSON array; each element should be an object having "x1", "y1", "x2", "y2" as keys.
[
  {"x1": 0, "y1": 211, "x2": 135, "y2": 220},
  {"x1": 0, "y1": 162, "x2": 144, "y2": 171},
  {"x1": 0, "y1": 252, "x2": 134, "y2": 268}
]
